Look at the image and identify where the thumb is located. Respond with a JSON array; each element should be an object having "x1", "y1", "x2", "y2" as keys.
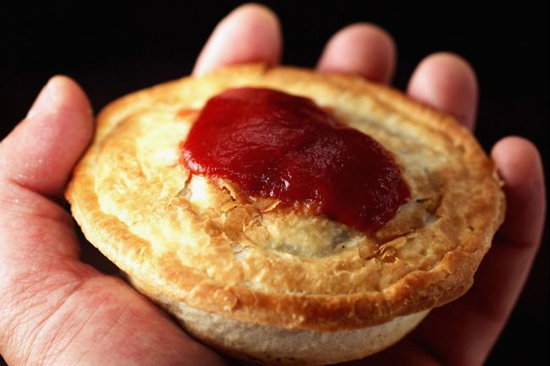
[
  {"x1": 0, "y1": 77, "x2": 227, "y2": 366},
  {"x1": 0, "y1": 76, "x2": 93, "y2": 199}
]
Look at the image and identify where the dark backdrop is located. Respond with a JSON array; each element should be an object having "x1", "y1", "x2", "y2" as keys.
[{"x1": 1, "y1": 1, "x2": 548, "y2": 365}]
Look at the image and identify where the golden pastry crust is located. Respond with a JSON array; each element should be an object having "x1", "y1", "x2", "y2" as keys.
[{"x1": 66, "y1": 64, "x2": 505, "y2": 333}]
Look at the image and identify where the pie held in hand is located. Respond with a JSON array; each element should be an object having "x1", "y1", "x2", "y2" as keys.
[{"x1": 66, "y1": 65, "x2": 505, "y2": 365}]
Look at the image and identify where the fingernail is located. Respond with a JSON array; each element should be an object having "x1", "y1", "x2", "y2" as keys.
[{"x1": 26, "y1": 77, "x2": 59, "y2": 119}]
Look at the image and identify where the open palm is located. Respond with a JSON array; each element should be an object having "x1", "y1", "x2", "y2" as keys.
[{"x1": 0, "y1": 4, "x2": 545, "y2": 366}]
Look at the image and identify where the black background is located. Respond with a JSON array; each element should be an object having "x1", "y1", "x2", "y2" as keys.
[{"x1": 1, "y1": 1, "x2": 548, "y2": 365}]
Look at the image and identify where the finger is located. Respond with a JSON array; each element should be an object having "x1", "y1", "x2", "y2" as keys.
[
  {"x1": 412, "y1": 137, "x2": 546, "y2": 366},
  {"x1": 193, "y1": 3, "x2": 282, "y2": 76},
  {"x1": 317, "y1": 23, "x2": 396, "y2": 83},
  {"x1": 0, "y1": 76, "x2": 93, "y2": 199},
  {"x1": 407, "y1": 52, "x2": 478, "y2": 130},
  {"x1": 492, "y1": 136, "x2": 546, "y2": 245},
  {"x1": 342, "y1": 338, "x2": 440, "y2": 366}
]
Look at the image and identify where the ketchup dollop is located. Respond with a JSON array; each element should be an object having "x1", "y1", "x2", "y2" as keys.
[{"x1": 182, "y1": 88, "x2": 410, "y2": 233}]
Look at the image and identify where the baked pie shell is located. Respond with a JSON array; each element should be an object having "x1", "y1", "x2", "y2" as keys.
[{"x1": 66, "y1": 64, "x2": 505, "y2": 364}]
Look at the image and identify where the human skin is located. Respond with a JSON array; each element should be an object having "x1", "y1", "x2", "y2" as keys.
[{"x1": 0, "y1": 4, "x2": 546, "y2": 366}]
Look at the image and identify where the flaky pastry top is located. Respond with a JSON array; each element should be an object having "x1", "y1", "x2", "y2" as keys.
[{"x1": 66, "y1": 65, "x2": 505, "y2": 331}]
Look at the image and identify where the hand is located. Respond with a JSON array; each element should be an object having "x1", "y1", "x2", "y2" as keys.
[{"x1": 0, "y1": 4, "x2": 545, "y2": 366}]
